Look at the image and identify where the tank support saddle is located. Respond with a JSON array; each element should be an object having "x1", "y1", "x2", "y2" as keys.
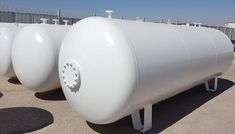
[
  {"x1": 131, "y1": 104, "x2": 152, "y2": 133},
  {"x1": 205, "y1": 76, "x2": 218, "y2": 92}
]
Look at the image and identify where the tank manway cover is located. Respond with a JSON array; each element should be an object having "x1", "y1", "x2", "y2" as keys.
[{"x1": 61, "y1": 60, "x2": 81, "y2": 93}]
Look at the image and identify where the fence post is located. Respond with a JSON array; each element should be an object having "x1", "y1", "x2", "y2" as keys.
[
  {"x1": 57, "y1": 9, "x2": 61, "y2": 25},
  {"x1": 230, "y1": 28, "x2": 233, "y2": 40}
]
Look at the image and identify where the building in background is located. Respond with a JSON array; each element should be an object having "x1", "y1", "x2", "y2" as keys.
[{"x1": 224, "y1": 22, "x2": 235, "y2": 28}]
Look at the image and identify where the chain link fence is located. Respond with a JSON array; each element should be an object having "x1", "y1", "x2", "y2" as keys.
[
  {"x1": 0, "y1": 7, "x2": 81, "y2": 25},
  {"x1": 0, "y1": 6, "x2": 234, "y2": 42},
  {"x1": 171, "y1": 22, "x2": 235, "y2": 42}
]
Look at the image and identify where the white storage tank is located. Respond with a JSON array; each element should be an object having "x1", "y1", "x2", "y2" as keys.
[
  {"x1": 12, "y1": 24, "x2": 70, "y2": 92},
  {"x1": 58, "y1": 17, "x2": 233, "y2": 132},
  {"x1": 0, "y1": 23, "x2": 24, "y2": 77}
]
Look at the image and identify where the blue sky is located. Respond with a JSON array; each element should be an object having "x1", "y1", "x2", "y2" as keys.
[{"x1": 0, "y1": 0, "x2": 234, "y2": 25}]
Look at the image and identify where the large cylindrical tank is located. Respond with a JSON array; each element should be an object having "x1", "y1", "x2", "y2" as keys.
[
  {"x1": 0, "y1": 23, "x2": 24, "y2": 77},
  {"x1": 58, "y1": 17, "x2": 233, "y2": 124},
  {"x1": 12, "y1": 24, "x2": 70, "y2": 92}
]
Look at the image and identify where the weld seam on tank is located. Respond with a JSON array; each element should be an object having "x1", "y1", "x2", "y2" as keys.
[
  {"x1": 171, "y1": 25, "x2": 191, "y2": 76},
  {"x1": 118, "y1": 25, "x2": 141, "y2": 109},
  {"x1": 204, "y1": 29, "x2": 219, "y2": 73}
]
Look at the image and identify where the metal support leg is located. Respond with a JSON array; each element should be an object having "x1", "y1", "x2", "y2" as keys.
[
  {"x1": 205, "y1": 76, "x2": 218, "y2": 92},
  {"x1": 131, "y1": 111, "x2": 143, "y2": 131},
  {"x1": 131, "y1": 104, "x2": 152, "y2": 133}
]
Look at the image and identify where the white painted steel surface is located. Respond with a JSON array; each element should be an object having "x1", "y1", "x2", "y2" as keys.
[
  {"x1": 58, "y1": 17, "x2": 233, "y2": 125},
  {"x1": 12, "y1": 24, "x2": 70, "y2": 92},
  {"x1": 0, "y1": 23, "x2": 24, "y2": 77}
]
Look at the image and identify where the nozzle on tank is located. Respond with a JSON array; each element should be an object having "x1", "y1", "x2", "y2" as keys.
[
  {"x1": 52, "y1": 19, "x2": 59, "y2": 25},
  {"x1": 63, "y1": 20, "x2": 69, "y2": 25},
  {"x1": 167, "y1": 19, "x2": 171, "y2": 24},
  {"x1": 105, "y1": 10, "x2": 114, "y2": 18},
  {"x1": 40, "y1": 18, "x2": 48, "y2": 24}
]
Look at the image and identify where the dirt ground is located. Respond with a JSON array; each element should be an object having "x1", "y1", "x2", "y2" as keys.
[{"x1": 1, "y1": 56, "x2": 235, "y2": 134}]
